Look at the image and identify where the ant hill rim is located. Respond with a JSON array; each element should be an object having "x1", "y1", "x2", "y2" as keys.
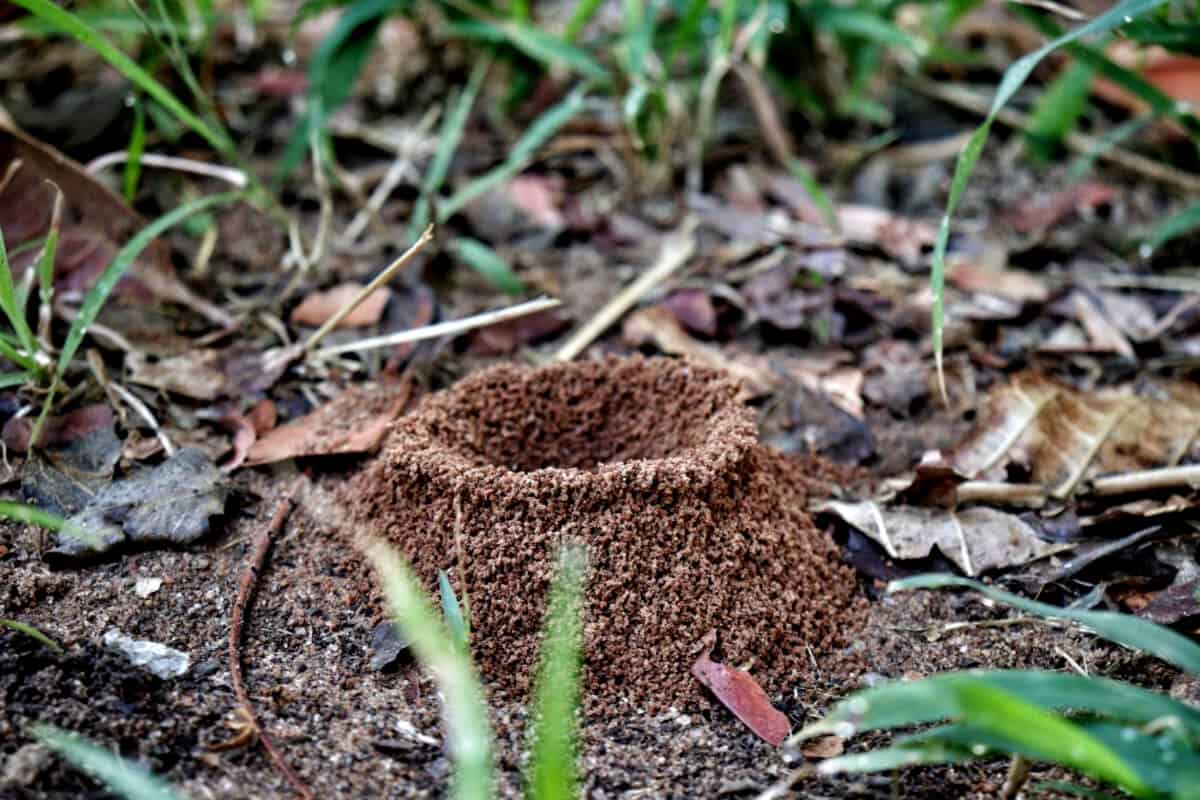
[{"x1": 346, "y1": 356, "x2": 865, "y2": 711}]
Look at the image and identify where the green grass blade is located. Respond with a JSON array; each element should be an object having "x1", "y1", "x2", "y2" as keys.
[
  {"x1": 440, "y1": 86, "x2": 587, "y2": 221},
  {"x1": 0, "y1": 227, "x2": 39, "y2": 360},
  {"x1": 1025, "y1": 59, "x2": 1094, "y2": 160},
  {"x1": 32, "y1": 725, "x2": 181, "y2": 800},
  {"x1": 813, "y1": 5, "x2": 923, "y2": 53},
  {"x1": 364, "y1": 539, "x2": 493, "y2": 800},
  {"x1": 447, "y1": 20, "x2": 610, "y2": 85},
  {"x1": 0, "y1": 500, "x2": 104, "y2": 550},
  {"x1": 0, "y1": 333, "x2": 39, "y2": 372},
  {"x1": 891, "y1": 574, "x2": 1200, "y2": 675},
  {"x1": 1144, "y1": 200, "x2": 1200, "y2": 254},
  {"x1": 123, "y1": 102, "x2": 147, "y2": 204},
  {"x1": 563, "y1": 0, "x2": 604, "y2": 43},
  {"x1": 449, "y1": 239, "x2": 525, "y2": 295},
  {"x1": 1067, "y1": 113, "x2": 1153, "y2": 183},
  {"x1": 526, "y1": 544, "x2": 587, "y2": 800},
  {"x1": 407, "y1": 55, "x2": 491, "y2": 242},
  {"x1": 0, "y1": 619, "x2": 62, "y2": 652},
  {"x1": 928, "y1": 0, "x2": 1166, "y2": 400},
  {"x1": 0, "y1": 372, "x2": 28, "y2": 388},
  {"x1": 32, "y1": 191, "x2": 241, "y2": 443},
  {"x1": 911, "y1": 695, "x2": 1151, "y2": 797},
  {"x1": 438, "y1": 570, "x2": 470, "y2": 653},
  {"x1": 1123, "y1": 20, "x2": 1200, "y2": 56},
  {"x1": 816, "y1": 739, "x2": 974, "y2": 775},
  {"x1": 9, "y1": 0, "x2": 232, "y2": 157}
]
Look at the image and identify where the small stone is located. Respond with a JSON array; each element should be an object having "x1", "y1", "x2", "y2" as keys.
[
  {"x1": 369, "y1": 621, "x2": 410, "y2": 671},
  {"x1": 103, "y1": 629, "x2": 190, "y2": 679},
  {"x1": 134, "y1": 576, "x2": 163, "y2": 597},
  {"x1": 1, "y1": 743, "x2": 50, "y2": 787}
]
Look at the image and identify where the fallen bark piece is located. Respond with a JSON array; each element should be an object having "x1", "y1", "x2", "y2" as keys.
[{"x1": 692, "y1": 631, "x2": 790, "y2": 747}]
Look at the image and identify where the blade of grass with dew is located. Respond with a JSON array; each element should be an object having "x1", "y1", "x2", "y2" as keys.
[
  {"x1": 925, "y1": 696, "x2": 1149, "y2": 796},
  {"x1": 1144, "y1": 200, "x2": 1200, "y2": 254},
  {"x1": 123, "y1": 101, "x2": 146, "y2": 204},
  {"x1": 891, "y1": 574, "x2": 1200, "y2": 674},
  {"x1": 34, "y1": 187, "x2": 62, "y2": 351},
  {"x1": 440, "y1": 86, "x2": 587, "y2": 220},
  {"x1": 449, "y1": 238, "x2": 526, "y2": 295},
  {"x1": 365, "y1": 539, "x2": 493, "y2": 800},
  {"x1": 438, "y1": 570, "x2": 470, "y2": 654},
  {"x1": 792, "y1": 669, "x2": 1200, "y2": 745},
  {"x1": 1025, "y1": 59, "x2": 1094, "y2": 161},
  {"x1": 407, "y1": 55, "x2": 491, "y2": 243},
  {"x1": 526, "y1": 544, "x2": 587, "y2": 800},
  {"x1": 0, "y1": 338, "x2": 38, "y2": 374},
  {"x1": 32, "y1": 725, "x2": 181, "y2": 800},
  {"x1": 31, "y1": 191, "x2": 242, "y2": 444},
  {"x1": 9, "y1": 0, "x2": 232, "y2": 157},
  {"x1": 0, "y1": 227, "x2": 39, "y2": 362},
  {"x1": 0, "y1": 619, "x2": 62, "y2": 652},
  {"x1": 815, "y1": 739, "x2": 974, "y2": 776},
  {"x1": 928, "y1": 0, "x2": 1166, "y2": 402}
]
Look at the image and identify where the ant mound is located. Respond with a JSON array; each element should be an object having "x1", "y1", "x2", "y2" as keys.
[{"x1": 347, "y1": 356, "x2": 865, "y2": 711}]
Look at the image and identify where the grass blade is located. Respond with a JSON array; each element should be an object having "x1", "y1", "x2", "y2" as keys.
[
  {"x1": 0, "y1": 226, "x2": 39, "y2": 361},
  {"x1": 407, "y1": 55, "x2": 491, "y2": 242},
  {"x1": 890, "y1": 574, "x2": 1200, "y2": 675},
  {"x1": 439, "y1": 570, "x2": 471, "y2": 654},
  {"x1": 32, "y1": 191, "x2": 241, "y2": 443},
  {"x1": 447, "y1": 19, "x2": 610, "y2": 84},
  {"x1": 1144, "y1": 200, "x2": 1200, "y2": 254},
  {"x1": 32, "y1": 725, "x2": 181, "y2": 800},
  {"x1": 123, "y1": 101, "x2": 147, "y2": 204},
  {"x1": 440, "y1": 85, "x2": 587, "y2": 220},
  {"x1": 0, "y1": 619, "x2": 62, "y2": 652},
  {"x1": 449, "y1": 239, "x2": 525, "y2": 295},
  {"x1": 0, "y1": 500, "x2": 104, "y2": 550},
  {"x1": 9, "y1": 0, "x2": 232, "y2": 157},
  {"x1": 1025, "y1": 59, "x2": 1094, "y2": 160},
  {"x1": 364, "y1": 538, "x2": 493, "y2": 800},
  {"x1": 526, "y1": 544, "x2": 587, "y2": 800},
  {"x1": 928, "y1": 0, "x2": 1165, "y2": 401},
  {"x1": 816, "y1": 739, "x2": 973, "y2": 775}
]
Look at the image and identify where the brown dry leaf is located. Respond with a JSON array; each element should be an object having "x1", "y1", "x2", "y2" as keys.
[
  {"x1": 1070, "y1": 291, "x2": 1134, "y2": 359},
  {"x1": 508, "y1": 174, "x2": 566, "y2": 229},
  {"x1": 662, "y1": 288, "x2": 718, "y2": 338},
  {"x1": 2, "y1": 403, "x2": 114, "y2": 454},
  {"x1": 953, "y1": 372, "x2": 1200, "y2": 498},
  {"x1": 1005, "y1": 182, "x2": 1117, "y2": 236},
  {"x1": 468, "y1": 308, "x2": 570, "y2": 355},
  {"x1": 290, "y1": 283, "x2": 392, "y2": 329},
  {"x1": 127, "y1": 350, "x2": 228, "y2": 401},
  {"x1": 219, "y1": 399, "x2": 277, "y2": 473},
  {"x1": 622, "y1": 306, "x2": 778, "y2": 396},
  {"x1": 244, "y1": 384, "x2": 409, "y2": 466},
  {"x1": 691, "y1": 631, "x2": 790, "y2": 747},
  {"x1": 1093, "y1": 44, "x2": 1200, "y2": 132},
  {"x1": 821, "y1": 500, "x2": 1067, "y2": 576},
  {"x1": 801, "y1": 735, "x2": 845, "y2": 760},
  {"x1": 836, "y1": 204, "x2": 937, "y2": 266},
  {"x1": 0, "y1": 120, "x2": 231, "y2": 327},
  {"x1": 946, "y1": 257, "x2": 1048, "y2": 304}
]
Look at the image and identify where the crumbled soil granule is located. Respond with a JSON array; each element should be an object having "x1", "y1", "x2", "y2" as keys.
[{"x1": 346, "y1": 356, "x2": 865, "y2": 711}]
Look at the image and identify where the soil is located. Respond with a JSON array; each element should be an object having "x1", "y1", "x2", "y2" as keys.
[
  {"x1": 345, "y1": 356, "x2": 866, "y2": 711},
  {"x1": 2, "y1": 479, "x2": 1175, "y2": 798}
]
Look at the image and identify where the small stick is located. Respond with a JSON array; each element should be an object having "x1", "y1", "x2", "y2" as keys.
[
  {"x1": 1089, "y1": 464, "x2": 1200, "y2": 496},
  {"x1": 554, "y1": 219, "x2": 698, "y2": 361},
  {"x1": 302, "y1": 225, "x2": 434, "y2": 354},
  {"x1": 85, "y1": 152, "x2": 248, "y2": 188},
  {"x1": 315, "y1": 295, "x2": 561, "y2": 359},
  {"x1": 229, "y1": 490, "x2": 313, "y2": 800}
]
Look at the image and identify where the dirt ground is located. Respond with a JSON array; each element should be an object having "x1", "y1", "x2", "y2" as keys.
[{"x1": 0, "y1": 460, "x2": 1180, "y2": 798}]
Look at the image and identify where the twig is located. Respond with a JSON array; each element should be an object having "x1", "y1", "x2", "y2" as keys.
[
  {"x1": 908, "y1": 76, "x2": 1200, "y2": 195},
  {"x1": 554, "y1": 219, "x2": 697, "y2": 361},
  {"x1": 229, "y1": 490, "x2": 313, "y2": 800},
  {"x1": 302, "y1": 225, "x2": 434, "y2": 354},
  {"x1": 315, "y1": 296, "x2": 561, "y2": 359},
  {"x1": 85, "y1": 152, "x2": 248, "y2": 188},
  {"x1": 1089, "y1": 465, "x2": 1200, "y2": 496}
]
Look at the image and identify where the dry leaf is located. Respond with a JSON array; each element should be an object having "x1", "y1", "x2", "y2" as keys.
[
  {"x1": 127, "y1": 349, "x2": 228, "y2": 401},
  {"x1": 691, "y1": 631, "x2": 790, "y2": 747},
  {"x1": 801, "y1": 735, "x2": 845, "y2": 760},
  {"x1": 244, "y1": 384, "x2": 409, "y2": 466},
  {"x1": 821, "y1": 500, "x2": 1068, "y2": 576},
  {"x1": 953, "y1": 372, "x2": 1200, "y2": 498},
  {"x1": 836, "y1": 204, "x2": 937, "y2": 266},
  {"x1": 622, "y1": 306, "x2": 778, "y2": 396},
  {"x1": 290, "y1": 283, "x2": 392, "y2": 329}
]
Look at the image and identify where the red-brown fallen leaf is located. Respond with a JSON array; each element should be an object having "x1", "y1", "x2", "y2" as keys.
[
  {"x1": 508, "y1": 174, "x2": 566, "y2": 229},
  {"x1": 244, "y1": 67, "x2": 308, "y2": 97},
  {"x1": 244, "y1": 384, "x2": 410, "y2": 466},
  {"x1": 691, "y1": 630, "x2": 790, "y2": 747},
  {"x1": 1093, "y1": 44, "x2": 1200, "y2": 133},
  {"x1": 290, "y1": 283, "x2": 392, "y2": 329},
  {"x1": 245, "y1": 398, "x2": 277, "y2": 435},
  {"x1": 2, "y1": 404, "x2": 114, "y2": 453},
  {"x1": 219, "y1": 399, "x2": 277, "y2": 473},
  {"x1": 1004, "y1": 182, "x2": 1117, "y2": 235},
  {"x1": 0, "y1": 120, "x2": 231, "y2": 327},
  {"x1": 662, "y1": 288, "x2": 718, "y2": 338},
  {"x1": 469, "y1": 308, "x2": 570, "y2": 355}
]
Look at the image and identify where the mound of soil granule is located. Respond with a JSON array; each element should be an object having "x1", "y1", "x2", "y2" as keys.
[{"x1": 345, "y1": 356, "x2": 865, "y2": 711}]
